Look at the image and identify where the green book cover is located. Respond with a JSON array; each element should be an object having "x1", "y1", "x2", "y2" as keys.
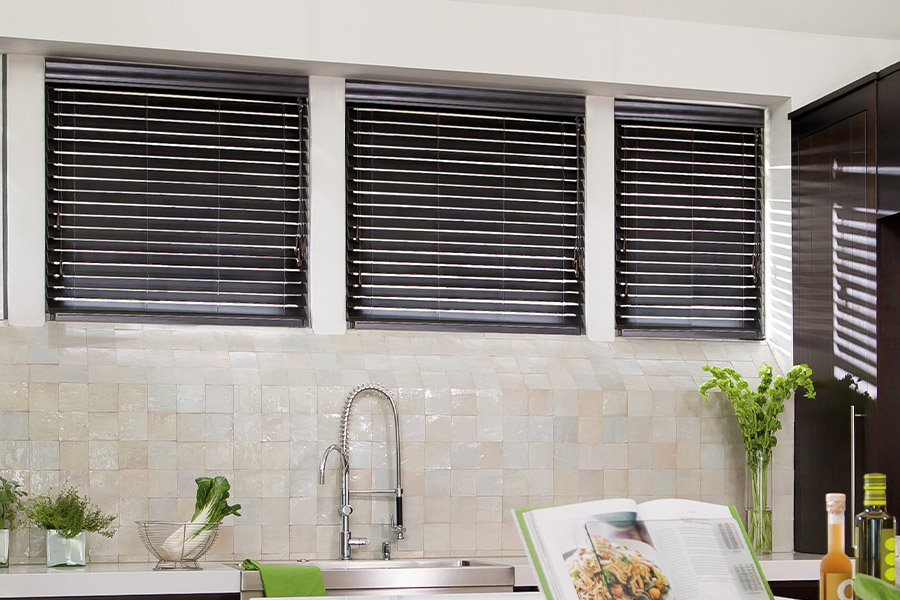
[
  {"x1": 729, "y1": 504, "x2": 775, "y2": 600},
  {"x1": 515, "y1": 507, "x2": 554, "y2": 600}
]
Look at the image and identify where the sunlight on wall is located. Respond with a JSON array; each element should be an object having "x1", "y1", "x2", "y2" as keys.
[{"x1": 764, "y1": 101, "x2": 794, "y2": 371}]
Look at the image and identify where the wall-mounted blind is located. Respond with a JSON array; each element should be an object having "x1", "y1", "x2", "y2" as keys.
[
  {"x1": 346, "y1": 81, "x2": 585, "y2": 333},
  {"x1": 46, "y1": 59, "x2": 309, "y2": 325},
  {"x1": 615, "y1": 100, "x2": 764, "y2": 338}
]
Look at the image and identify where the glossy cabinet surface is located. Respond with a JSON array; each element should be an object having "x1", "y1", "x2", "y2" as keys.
[
  {"x1": 791, "y1": 83, "x2": 875, "y2": 554},
  {"x1": 791, "y1": 61, "x2": 900, "y2": 553}
]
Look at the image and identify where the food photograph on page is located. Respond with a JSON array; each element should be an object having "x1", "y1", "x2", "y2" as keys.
[{"x1": 562, "y1": 511, "x2": 673, "y2": 600}]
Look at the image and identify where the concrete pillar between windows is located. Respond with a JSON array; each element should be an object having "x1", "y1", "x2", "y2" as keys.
[
  {"x1": 5, "y1": 54, "x2": 45, "y2": 327},
  {"x1": 308, "y1": 76, "x2": 348, "y2": 334},
  {"x1": 584, "y1": 96, "x2": 616, "y2": 341}
]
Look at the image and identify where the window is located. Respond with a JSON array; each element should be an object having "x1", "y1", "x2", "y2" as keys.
[
  {"x1": 346, "y1": 81, "x2": 585, "y2": 333},
  {"x1": 46, "y1": 59, "x2": 309, "y2": 325},
  {"x1": 614, "y1": 100, "x2": 764, "y2": 338}
]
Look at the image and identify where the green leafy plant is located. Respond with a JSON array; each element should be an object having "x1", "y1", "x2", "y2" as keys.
[
  {"x1": 699, "y1": 363, "x2": 815, "y2": 553},
  {"x1": 854, "y1": 574, "x2": 900, "y2": 600},
  {"x1": 0, "y1": 476, "x2": 27, "y2": 530},
  {"x1": 699, "y1": 363, "x2": 816, "y2": 467},
  {"x1": 25, "y1": 486, "x2": 116, "y2": 539}
]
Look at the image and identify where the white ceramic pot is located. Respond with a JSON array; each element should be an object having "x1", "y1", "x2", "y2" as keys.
[
  {"x1": 0, "y1": 529, "x2": 8, "y2": 567},
  {"x1": 46, "y1": 530, "x2": 85, "y2": 567}
]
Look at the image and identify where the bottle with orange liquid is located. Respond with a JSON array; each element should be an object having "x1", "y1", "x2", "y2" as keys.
[{"x1": 820, "y1": 493, "x2": 853, "y2": 600}]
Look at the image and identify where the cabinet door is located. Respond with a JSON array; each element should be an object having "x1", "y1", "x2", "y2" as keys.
[
  {"x1": 792, "y1": 84, "x2": 876, "y2": 553},
  {"x1": 876, "y1": 66, "x2": 900, "y2": 514}
]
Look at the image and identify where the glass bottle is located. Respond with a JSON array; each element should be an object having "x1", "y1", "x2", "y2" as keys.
[
  {"x1": 820, "y1": 493, "x2": 853, "y2": 600},
  {"x1": 855, "y1": 473, "x2": 896, "y2": 584}
]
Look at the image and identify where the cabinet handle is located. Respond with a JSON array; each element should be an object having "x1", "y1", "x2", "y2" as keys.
[
  {"x1": 850, "y1": 404, "x2": 856, "y2": 540},
  {"x1": 850, "y1": 405, "x2": 864, "y2": 549}
]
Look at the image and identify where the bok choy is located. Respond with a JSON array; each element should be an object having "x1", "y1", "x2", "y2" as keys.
[{"x1": 160, "y1": 476, "x2": 241, "y2": 560}]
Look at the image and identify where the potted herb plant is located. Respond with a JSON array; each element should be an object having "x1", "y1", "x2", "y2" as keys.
[
  {"x1": 0, "y1": 476, "x2": 27, "y2": 567},
  {"x1": 699, "y1": 363, "x2": 815, "y2": 554},
  {"x1": 25, "y1": 486, "x2": 116, "y2": 567}
]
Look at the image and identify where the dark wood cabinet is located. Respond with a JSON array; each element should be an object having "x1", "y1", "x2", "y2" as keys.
[{"x1": 791, "y1": 62, "x2": 900, "y2": 553}]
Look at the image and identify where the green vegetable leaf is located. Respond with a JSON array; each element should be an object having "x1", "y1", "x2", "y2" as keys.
[
  {"x1": 194, "y1": 476, "x2": 215, "y2": 516},
  {"x1": 190, "y1": 476, "x2": 241, "y2": 530},
  {"x1": 0, "y1": 476, "x2": 27, "y2": 531},
  {"x1": 854, "y1": 574, "x2": 900, "y2": 600}
]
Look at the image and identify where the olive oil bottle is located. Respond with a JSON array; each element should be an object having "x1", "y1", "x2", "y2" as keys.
[
  {"x1": 855, "y1": 473, "x2": 896, "y2": 584},
  {"x1": 820, "y1": 493, "x2": 853, "y2": 600}
]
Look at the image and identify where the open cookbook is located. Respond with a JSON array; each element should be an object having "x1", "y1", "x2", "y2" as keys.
[{"x1": 515, "y1": 498, "x2": 773, "y2": 600}]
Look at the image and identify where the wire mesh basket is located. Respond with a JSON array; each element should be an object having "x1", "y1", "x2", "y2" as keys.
[{"x1": 136, "y1": 521, "x2": 220, "y2": 570}]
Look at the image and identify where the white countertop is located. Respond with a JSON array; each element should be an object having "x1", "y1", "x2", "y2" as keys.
[
  {"x1": 249, "y1": 593, "x2": 798, "y2": 600},
  {"x1": 0, "y1": 561, "x2": 240, "y2": 598},
  {"x1": 0, "y1": 553, "x2": 822, "y2": 598}
]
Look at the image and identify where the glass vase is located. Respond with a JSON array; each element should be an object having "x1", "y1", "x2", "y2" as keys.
[
  {"x1": 0, "y1": 529, "x2": 8, "y2": 567},
  {"x1": 746, "y1": 449, "x2": 773, "y2": 554},
  {"x1": 46, "y1": 530, "x2": 86, "y2": 567}
]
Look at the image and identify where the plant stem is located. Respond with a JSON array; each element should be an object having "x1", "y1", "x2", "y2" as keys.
[{"x1": 748, "y1": 451, "x2": 773, "y2": 554}]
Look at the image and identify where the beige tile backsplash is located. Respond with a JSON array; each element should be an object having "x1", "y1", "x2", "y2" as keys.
[{"x1": 0, "y1": 322, "x2": 793, "y2": 563}]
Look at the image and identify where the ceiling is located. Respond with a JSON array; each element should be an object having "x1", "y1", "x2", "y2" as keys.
[{"x1": 452, "y1": 0, "x2": 900, "y2": 41}]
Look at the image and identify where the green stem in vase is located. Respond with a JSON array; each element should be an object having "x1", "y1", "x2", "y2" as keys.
[{"x1": 748, "y1": 453, "x2": 772, "y2": 554}]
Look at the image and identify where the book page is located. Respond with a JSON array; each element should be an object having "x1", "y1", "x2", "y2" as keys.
[
  {"x1": 523, "y1": 499, "x2": 641, "y2": 600},
  {"x1": 583, "y1": 518, "x2": 677, "y2": 600},
  {"x1": 636, "y1": 498, "x2": 735, "y2": 521},
  {"x1": 641, "y1": 517, "x2": 770, "y2": 600}
]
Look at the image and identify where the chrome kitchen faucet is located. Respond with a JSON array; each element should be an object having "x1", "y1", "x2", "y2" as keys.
[{"x1": 318, "y1": 382, "x2": 404, "y2": 560}]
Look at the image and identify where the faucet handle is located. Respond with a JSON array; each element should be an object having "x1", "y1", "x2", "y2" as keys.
[
  {"x1": 390, "y1": 513, "x2": 406, "y2": 540},
  {"x1": 382, "y1": 541, "x2": 391, "y2": 560}
]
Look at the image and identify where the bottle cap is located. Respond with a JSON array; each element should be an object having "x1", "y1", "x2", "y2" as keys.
[
  {"x1": 863, "y1": 472, "x2": 887, "y2": 506},
  {"x1": 826, "y1": 493, "x2": 846, "y2": 512}
]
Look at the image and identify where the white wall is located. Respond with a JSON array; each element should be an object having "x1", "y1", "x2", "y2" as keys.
[
  {"x1": 764, "y1": 99, "x2": 796, "y2": 371},
  {"x1": 2, "y1": 0, "x2": 900, "y2": 106},
  {"x1": 4, "y1": 54, "x2": 44, "y2": 327},
  {"x1": 0, "y1": 55, "x2": 5, "y2": 319},
  {"x1": 3, "y1": 0, "x2": 900, "y2": 347},
  {"x1": 584, "y1": 96, "x2": 615, "y2": 341},
  {"x1": 308, "y1": 76, "x2": 348, "y2": 335}
]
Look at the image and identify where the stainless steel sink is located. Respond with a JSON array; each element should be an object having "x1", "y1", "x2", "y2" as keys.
[{"x1": 233, "y1": 558, "x2": 515, "y2": 598}]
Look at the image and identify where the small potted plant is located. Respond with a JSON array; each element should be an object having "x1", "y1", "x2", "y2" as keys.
[
  {"x1": 699, "y1": 363, "x2": 815, "y2": 554},
  {"x1": 25, "y1": 486, "x2": 116, "y2": 567},
  {"x1": 0, "y1": 476, "x2": 27, "y2": 567}
]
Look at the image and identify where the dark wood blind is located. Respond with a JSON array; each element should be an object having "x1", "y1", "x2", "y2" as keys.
[
  {"x1": 46, "y1": 60, "x2": 309, "y2": 325},
  {"x1": 615, "y1": 100, "x2": 764, "y2": 338},
  {"x1": 346, "y1": 82, "x2": 585, "y2": 333}
]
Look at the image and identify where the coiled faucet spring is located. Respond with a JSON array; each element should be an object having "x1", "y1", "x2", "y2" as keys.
[{"x1": 337, "y1": 383, "x2": 405, "y2": 548}]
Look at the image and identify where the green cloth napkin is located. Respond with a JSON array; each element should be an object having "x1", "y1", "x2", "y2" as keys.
[{"x1": 241, "y1": 558, "x2": 327, "y2": 598}]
